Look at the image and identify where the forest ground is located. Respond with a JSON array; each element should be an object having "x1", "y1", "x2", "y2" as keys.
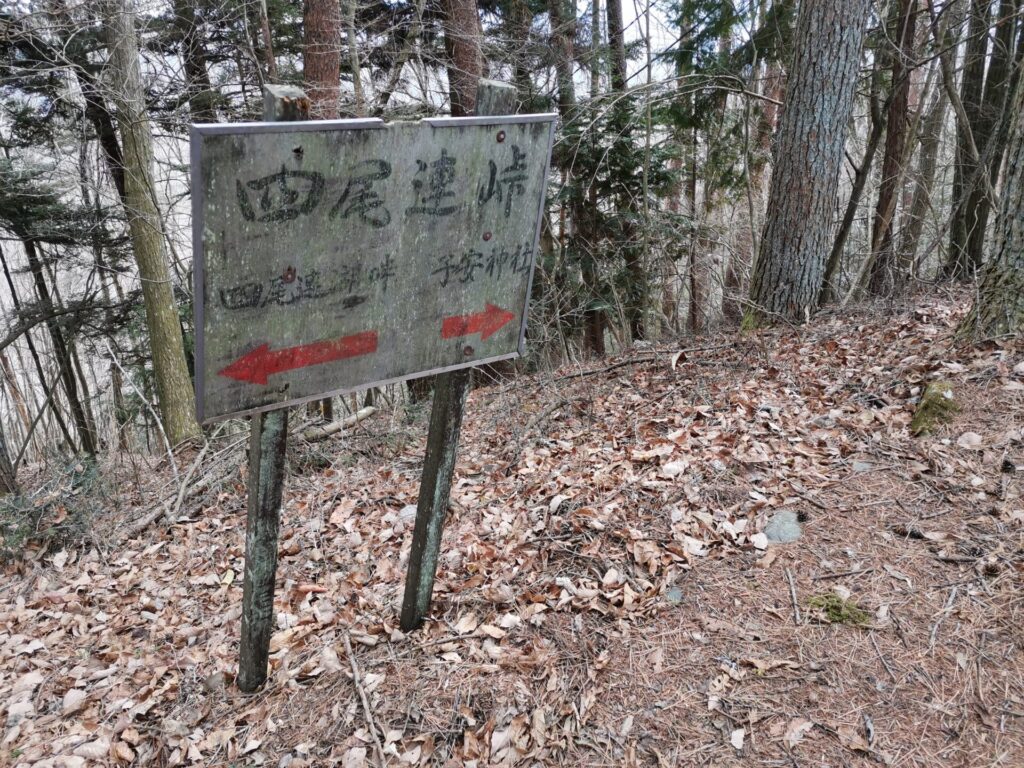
[{"x1": 1, "y1": 290, "x2": 1022, "y2": 767}]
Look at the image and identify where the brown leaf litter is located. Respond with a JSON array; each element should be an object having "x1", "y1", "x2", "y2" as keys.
[{"x1": 1, "y1": 293, "x2": 1022, "y2": 766}]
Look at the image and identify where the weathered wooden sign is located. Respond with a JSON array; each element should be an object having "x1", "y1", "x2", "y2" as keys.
[{"x1": 192, "y1": 114, "x2": 556, "y2": 422}]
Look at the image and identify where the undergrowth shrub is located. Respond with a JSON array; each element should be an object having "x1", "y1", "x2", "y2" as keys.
[{"x1": 0, "y1": 459, "x2": 111, "y2": 562}]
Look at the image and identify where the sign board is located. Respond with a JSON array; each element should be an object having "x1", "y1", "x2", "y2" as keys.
[{"x1": 192, "y1": 114, "x2": 556, "y2": 422}]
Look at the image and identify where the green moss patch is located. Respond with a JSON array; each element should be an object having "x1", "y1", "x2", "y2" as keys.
[
  {"x1": 911, "y1": 380, "x2": 959, "y2": 436},
  {"x1": 807, "y1": 592, "x2": 871, "y2": 626}
]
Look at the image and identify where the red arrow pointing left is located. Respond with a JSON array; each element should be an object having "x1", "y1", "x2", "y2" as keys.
[{"x1": 218, "y1": 331, "x2": 378, "y2": 385}]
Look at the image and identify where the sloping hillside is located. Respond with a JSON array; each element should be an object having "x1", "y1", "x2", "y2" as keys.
[{"x1": 2, "y1": 294, "x2": 1022, "y2": 767}]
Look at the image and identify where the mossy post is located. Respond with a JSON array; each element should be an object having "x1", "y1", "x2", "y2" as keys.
[
  {"x1": 237, "y1": 85, "x2": 308, "y2": 692},
  {"x1": 400, "y1": 80, "x2": 518, "y2": 631},
  {"x1": 237, "y1": 407, "x2": 289, "y2": 691},
  {"x1": 910, "y1": 380, "x2": 958, "y2": 436}
]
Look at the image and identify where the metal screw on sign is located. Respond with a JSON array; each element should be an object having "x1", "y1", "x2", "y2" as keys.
[{"x1": 496, "y1": 130, "x2": 506, "y2": 143}]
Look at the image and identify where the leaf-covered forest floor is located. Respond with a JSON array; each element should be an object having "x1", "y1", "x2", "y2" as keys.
[{"x1": 2, "y1": 291, "x2": 1022, "y2": 767}]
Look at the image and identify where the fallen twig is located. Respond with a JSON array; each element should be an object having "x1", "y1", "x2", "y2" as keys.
[
  {"x1": 811, "y1": 568, "x2": 875, "y2": 581},
  {"x1": 785, "y1": 568, "x2": 801, "y2": 625},
  {"x1": 870, "y1": 632, "x2": 898, "y2": 683},
  {"x1": 344, "y1": 632, "x2": 387, "y2": 767},
  {"x1": 934, "y1": 554, "x2": 975, "y2": 564},
  {"x1": 552, "y1": 344, "x2": 734, "y2": 382},
  {"x1": 299, "y1": 406, "x2": 376, "y2": 441},
  {"x1": 120, "y1": 437, "x2": 223, "y2": 540},
  {"x1": 928, "y1": 586, "x2": 958, "y2": 653}
]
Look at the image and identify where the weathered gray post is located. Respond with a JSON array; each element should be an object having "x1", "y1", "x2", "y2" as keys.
[
  {"x1": 237, "y1": 84, "x2": 308, "y2": 693},
  {"x1": 399, "y1": 80, "x2": 518, "y2": 631}
]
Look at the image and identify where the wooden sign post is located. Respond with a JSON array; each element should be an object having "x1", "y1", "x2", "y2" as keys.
[
  {"x1": 191, "y1": 81, "x2": 552, "y2": 690},
  {"x1": 400, "y1": 81, "x2": 518, "y2": 631},
  {"x1": 238, "y1": 85, "x2": 306, "y2": 693}
]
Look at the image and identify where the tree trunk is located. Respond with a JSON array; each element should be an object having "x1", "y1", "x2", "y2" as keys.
[
  {"x1": 868, "y1": 0, "x2": 918, "y2": 295},
  {"x1": 174, "y1": 0, "x2": 218, "y2": 122},
  {"x1": 898, "y1": 85, "x2": 949, "y2": 275},
  {"x1": 549, "y1": 0, "x2": 605, "y2": 355},
  {"x1": 581, "y1": 0, "x2": 606, "y2": 354},
  {"x1": 605, "y1": 0, "x2": 627, "y2": 91},
  {"x1": 746, "y1": 0, "x2": 873, "y2": 326},
  {"x1": 606, "y1": 0, "x2": 645, "y2": 340},
  {"x1": 258, "y1": 0, "x2": 278, "y2": 81},
  {"x1": 22, "y1": 239, "x2": 97, "y2": 455},
  {"x1": 945, "y1": 0, "x2": 992, "y2": 279},
  {"x1": 102, "y1": 0, "x2": 201, "y2": 445},
  {"x1": 959, "y1": 0, "x2": 1018, "y2": 274},
  {"x1": 820, "y1": 70, "x2": 886, "y2": 305},
  {"x1": 302, "y1": 1, "x2": 343, "y2": 416},
  {"x1": 304, "y1": 0, "x2": 341, "y2": 119},
  {"x1": 0, "y1": 419, "x2": 17, "y2": 496},
  {"x1": 590, "y1": 0, "x2": 602, "y2": 98},
  {"x1": 343, "y1": 0, "x2": 365, "y2": 116},
  {"x1": 506, "y1": 0, "x2": 533, "y2": 104},
  {"x1": 440, "y1": 0, "x2": 484, "y2": 116},
  {"x1": 958, "y1": 74, "x2": 1024, "y2": 337},
  {"x1": 549, "y1": 0, "x2": 576, "y2": 112},
  {"x1": 0, "y1": 244, "x2": 77, "y2": 454},
  {"x1": 0, "y1": 353, "x2": 32, "y2": 454}
]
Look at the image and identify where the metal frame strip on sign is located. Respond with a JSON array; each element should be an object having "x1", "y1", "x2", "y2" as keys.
[{"x1": 191, "y1": 114, "x2": 557, "y2": 423}]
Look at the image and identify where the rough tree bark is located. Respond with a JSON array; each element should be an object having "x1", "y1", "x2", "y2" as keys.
[
  {"x1": 304, "y1": 0, "x2": 341, "y2": 119},
  {"x1": 746, "y1": 0, "x2": 873, "y2": 326},
  {"x1": 102, "y1": 0, "x2": 201, "y2": 445},
  {"x1": 605, "y1": 0, "x2": 627, "y2": 92},
  {"x1": 303, "y1": 0, "x2": 342, "y2": 417},
  {"x1": 440, "y1": 0, "x2": 484, "y2": 116},
  {"x1": 958, "y1": 74, "x2": 1024, "y2": 337}
]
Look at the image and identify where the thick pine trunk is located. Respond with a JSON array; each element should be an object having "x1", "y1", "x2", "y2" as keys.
[
  {"x1": 303, "y1": 1, "x2": 342, "y2": 417},
  {"x1": 103, "y1": 0, "x2": 201, "y2": 445},
  {"x1": 304, "y1": 0, "x2": 341, "y2": 119},
  {"x1": 959, "y1": 76, "x2": 1024, "y2": 337},
  {"x1": 606, "y1": 0, "x2": 627, "y2": 92},
  {"x1": 440, "y1": 0, "x2": 484, "y2": 116},
  {"x1": 747, "y1": 0, "x2": 873, "y2": 325}
]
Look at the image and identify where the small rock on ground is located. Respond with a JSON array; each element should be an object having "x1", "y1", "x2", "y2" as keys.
[{"x1": 765, "y1": 510, "x2": 802, "y2": 544}]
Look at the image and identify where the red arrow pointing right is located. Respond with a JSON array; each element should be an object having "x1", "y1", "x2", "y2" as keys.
[{"x1": 441, "y1": 303, "x2": 516, "y2": 341}]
